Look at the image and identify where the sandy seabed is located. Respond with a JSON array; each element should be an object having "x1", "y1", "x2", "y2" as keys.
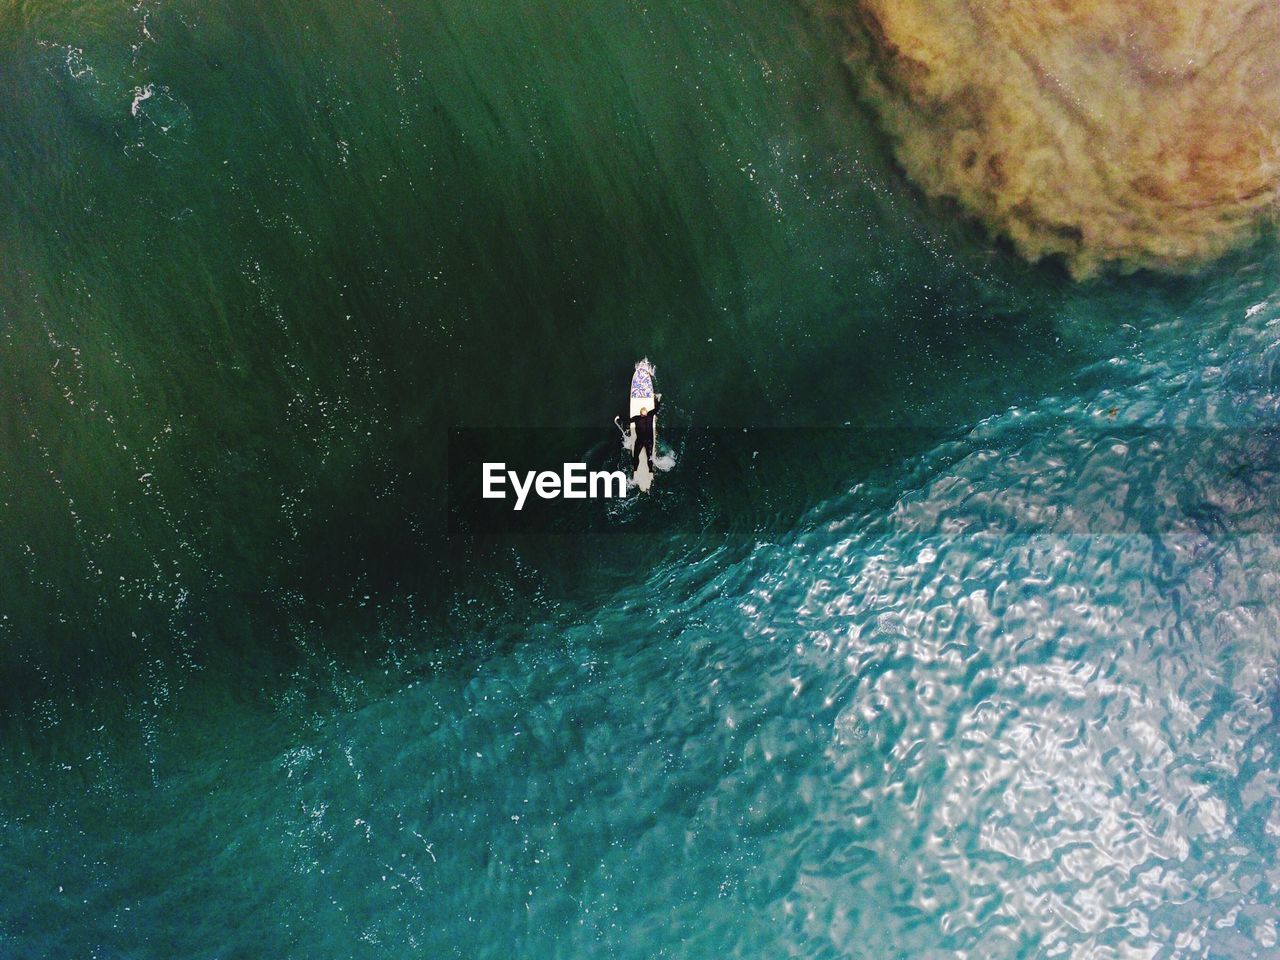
[{"x1": 839, "y1": 0, "x2": 1280, "y2": 277}]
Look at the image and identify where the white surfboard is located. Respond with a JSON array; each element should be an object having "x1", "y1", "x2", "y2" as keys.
[{"x1": 628, "y1": 358, "x2": 657, "y2": 491}]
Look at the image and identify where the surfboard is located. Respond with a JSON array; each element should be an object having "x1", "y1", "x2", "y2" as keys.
[{"x1": 628, "y1": 358, "x2": 657, "y2": 492}]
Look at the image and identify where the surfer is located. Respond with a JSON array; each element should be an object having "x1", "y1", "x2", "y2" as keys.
[{"x1": 623, "y1": 393, "x2": 661, "y2": 473}]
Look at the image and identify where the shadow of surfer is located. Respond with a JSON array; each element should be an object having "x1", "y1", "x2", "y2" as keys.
[{"x1": 615, "y1": 394, "x2": 662, "y2": 474}]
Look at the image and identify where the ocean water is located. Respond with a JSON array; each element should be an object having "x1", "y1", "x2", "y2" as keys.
[{"x1": 3, "y1": 0, "x2": 1280, "y2": 958}]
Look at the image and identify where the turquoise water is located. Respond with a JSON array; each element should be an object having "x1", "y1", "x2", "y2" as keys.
[{"x1": 3, "y1": 0, "x2": 1280, "y2": 957}]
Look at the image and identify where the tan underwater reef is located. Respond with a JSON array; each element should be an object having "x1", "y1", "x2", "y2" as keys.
[{"x1": 835, "y1": 0, "x2": 1280, "y2": 278}]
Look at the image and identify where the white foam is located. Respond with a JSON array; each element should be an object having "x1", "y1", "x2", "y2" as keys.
[{"x1": 130, "y1": 84, "x2": 154, "y2": 117}]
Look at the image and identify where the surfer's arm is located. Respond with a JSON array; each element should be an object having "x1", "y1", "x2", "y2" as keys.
[{"x1": 624, "y1": 399, "x2": 661, "y2": 424}]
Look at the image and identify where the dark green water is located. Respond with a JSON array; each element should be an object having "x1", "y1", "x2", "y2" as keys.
[{"x1": 3, "y1": 0, "x2": 1280, "y2": 957}]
